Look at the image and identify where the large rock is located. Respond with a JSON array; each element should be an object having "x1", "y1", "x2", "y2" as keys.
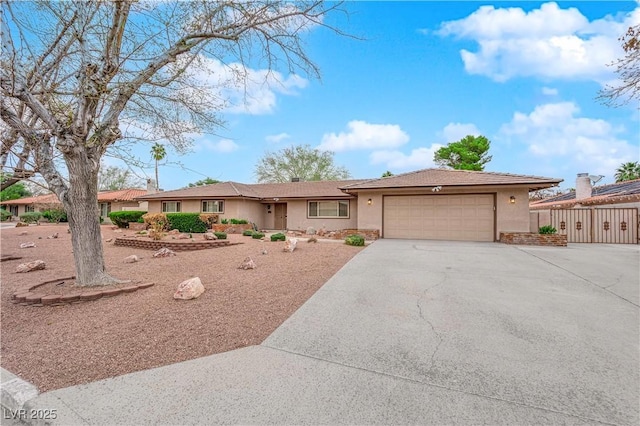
[
  {"x1": 203, "y1": 232, "x2": 217, "y2": 240},
  {"x1": 306, "y1": 226, "x2": 316, "y2": 235},
  {"x1": 16, "y1": 260, "x2": 46, "y2": 273},
  {"x1": 19, "y1": 242, "x2": 36, "y2": 249},
  {"x1": 238, "y1": 257, "x2": 257, "y2": 270},
  {"x1": 123, "y1": 255, "x2": 139, "y2": 263},
  {"x1": 15, "y1": 222, "x2": 28, "y2": 227},
  {"x1": 153, "y1": 247, "x2": 177, "y2": 258},
  {"x1": 173, "y1": 277, "x2": 205, "y2": 300},
  {"x1": 283, "y1": 238, "x2": 298, "y2": 252}
]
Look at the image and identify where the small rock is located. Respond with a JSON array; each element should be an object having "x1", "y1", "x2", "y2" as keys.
[
  {"x1": 168, "y1": 229, "x2": 180, "y2": 235},
  {"x1": 16, "y1": 259, "x2": 46, "y2": 273},
  {"x1": 261, "y1": 249, "x2": 268, "y2": 255},
  {"x1": 283, "y1": 238, "x2": 298, "y2": 252},
  {"x1": 19, "y1": 242, "x2": 36, "y2": 249},
  {"x1": 114, "y1": 229, "x2": 122, "y2": 233},
  {"x1": 306, "y1": 226, "x2": 316, "y2": 235},
  {"x1": 38, "y1": 237, "x2": 42, "y2": 239},
  {"x1": 47, "y1": 232, "x2": 59, "y2": 239},
  {"x1": 19, "y1": 231, "x2": 27, "y2": 236},
  {"x1": 123, "y1": 255, "x2": 139, "y2": 264},
  {"x1": 67, "y1": 228, "x2": 71, "y2": 234},
  {"x1": 15, "y1": 222, "x2": 28, "y2": 227},
  {"x1": 317, "y1": 227, "x2": 327, "y2": 237},
  {"x1": 307, "y1": 236, "x2": 318, "y2": 243},
  {"x1": 153, "y1": 247, "x2": 177, "y2": 258},
  {"x1": 238, "y1": 256, "x2": 257, "y2": 270},
  {"x1": 174, "y1": 277, "x2": 205, "y2": 300},
  {"x1": 110, "y1": 226, "x2": 119, "y2": 230},
  {"x1": 203, "y1": 232, "x2": 218, "y2": 240},
  {"x1": 177, "y1": 233, "x2": 190, "y2": 240},
  {"x1": 105, "y1": 238, "x2": 113, "y2": 242}
]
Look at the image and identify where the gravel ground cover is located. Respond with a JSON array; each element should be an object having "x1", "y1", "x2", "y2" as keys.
[{"x1": 0, "y1": 223, "x2": 364, "y2": 391}]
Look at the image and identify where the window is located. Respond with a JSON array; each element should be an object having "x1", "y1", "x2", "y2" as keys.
[
  {"x1": 24, "y1": 205, "x2": 35, "y2": 213},
  {"x1": 162, "y1": 201, "x2": 181, "y2": 213},
  {"x1": 99, "y1": 203, "x2": 111, "y2": 218},
  {"x1": 308, "y1": 200, "x2": 349, "y2": 218},
  {"x1": 202, "y1": 200, "x2": 224, "y2": 213}
]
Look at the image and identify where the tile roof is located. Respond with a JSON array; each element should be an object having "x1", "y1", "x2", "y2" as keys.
[
  {"x1": 530, "y1": 179, "x2": 640, "y2": 209},
  {"x1": 340, "y1": 168, "x2": 562, "y2": 191},
  {"x1": 1, "y1": 189, "x2": 146, "y2": 205},
  {"x1": 137, "y1": 180, "x2": 367, "y2": 200}
]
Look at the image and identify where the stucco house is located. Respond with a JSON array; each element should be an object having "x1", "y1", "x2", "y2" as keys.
[
  {"x1": 137, "y1": 168, "x2": 561, "y2": 242},
  {"x1": 1, "y1": 189, "x2": 148, "y2": 222}
]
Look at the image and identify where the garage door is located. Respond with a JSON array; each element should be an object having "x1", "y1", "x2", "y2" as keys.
[{"x1": 384, "y1": 194, "x2": 495, "y2": 241}]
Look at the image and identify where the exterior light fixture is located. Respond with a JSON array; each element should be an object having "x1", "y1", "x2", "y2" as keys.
[
  {"x1": 367, "y1": 198, "x2": 372, "y2": 205},
  {"x1": 509, "y1": 196, "x2": 516, "y2": 204}
]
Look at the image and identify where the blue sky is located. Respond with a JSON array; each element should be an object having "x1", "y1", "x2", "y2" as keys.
[{"x1": 113, "y1": 1, "x2": 640, "y2": 190}]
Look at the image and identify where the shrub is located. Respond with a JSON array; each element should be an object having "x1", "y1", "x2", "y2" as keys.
[
  {"x1": 242, "y1": 229, "x2": 255, "y2": 236},
  {"x1": 199, "y1": 213, "x2": 219, "y2": 228},
  {"x1": 230, "y1": 218, "x2": 248, "y2": 224},
  {"x1": 214, "y1": 231, "x2": 227, "y2": 239},
  {"x1": 270, "y1": 233, "x2": 286, "y2": 242},
  {"x1": 20, "y1": 212, "x2": 42, "y2": 224},
  {"x1": 108, "y1": 211, "x2": 146, "y2": 228},
  {"x1": 252, "y1": 232, "x2": 265, "y2": 239},
  {"x1": 0, "y1": 209, "x2": 12, "y2": 221},
  {"x1": 345, "y1": 234, "x2": 365, "y2": 246},
  {"x1": 539, "y1": 225, "x2": 557, "y2": 235},
  {"x1": 137, "y1": 217, "x2": 145, "y2": 223},
  {"x1": 221, "y1": 218, "x2": 229, "y2": 224},
  {"x1": 165, "y1": 213, "x2": 208, "y2": 233},
  {"x1": 142, "y1": 213, "x2": 168, "y2": 240},
  {"x1": 42, "y1": 209, "x2": 67, "y2": 223}
]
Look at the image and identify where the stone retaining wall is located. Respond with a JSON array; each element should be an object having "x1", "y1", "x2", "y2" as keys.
[
  {"x1": 212, "y1": 224, "x2": 253, "y2": 234},
  {"x1": 499, "y1": 232, "x2": 567, "y2": 247},
  {"x1": 288, "y1": 229, "x2": 380, "y2": 241},
  {"x1": 114, "y1": 237, "x2": 231, "y2": 251}
]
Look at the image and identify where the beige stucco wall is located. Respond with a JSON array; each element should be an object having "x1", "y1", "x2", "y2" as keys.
[
  {"x1": 285, "y1": 199, "x2": 357, "y2": 231},
  {"x1": 495, "y1": 188, "x2": 531, "y2": 238}
]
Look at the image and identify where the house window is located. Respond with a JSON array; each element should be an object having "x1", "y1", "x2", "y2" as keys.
[
  {"x1": 162, "y1": 201, "x2": 181, "y2": 213},
  {"x1": 202, "y1": 200, "x2": 224, "y2": 213},
  {"x1": 24, "y1": 205, "x2": 35, "y2": 213},
  {"x1": 308, "y1": 200, "x2": 349, "y2": 218}
]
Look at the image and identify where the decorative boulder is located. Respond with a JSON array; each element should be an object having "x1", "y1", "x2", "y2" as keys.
[
  {"x1": 19, "y1": 242, "x2": 36, "y2": 249},
  {"x1": 317, "y1": 227, "x2": 327, "y2": 237},
  {"x1": 203, "y1": 232, "x2": 218, "y2": 240},
  {"x1": 153, "y1": 247, "x2": 176, "y2": 258},
  {"x1": 306, "y1": 226, "x2": 316, "y2": 235},
  {"x1": 168, "y1": 229, "x2": 180, "y2": 235},
  {"x1": 16, "y1": 260, "x2": 46, "y2": 273},
  {"x1": 174, "y1": 277, "x2": 205, "y2": 300},
  {"x1": 123, "y1": 255, "x2": 139, "y2": 264},
  {"x1": 283, "y1": 238, "x2": 298, "y2": 252},
  {"x1": 47, "y1": 232, "x2": 59, "y2": 239},
  {"x1": 238, "y1": 256, "x2": 257, "y2": 270},
  {"x1": 15, "y1": 222, "x2": 28, "y2": 227},
  {"x1": 177, "y1": 233, "x2": 190, "y2": 240},
  {"x1": 105, "y1": 238, "x2": 113, "y2": 242}
]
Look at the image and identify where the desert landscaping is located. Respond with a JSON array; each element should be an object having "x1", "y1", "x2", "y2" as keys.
[{"x1": 0, "y1": 223, "x2": 364, "y2": 392}]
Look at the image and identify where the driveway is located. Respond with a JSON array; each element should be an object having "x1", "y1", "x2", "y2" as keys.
[{"x1": 15, "y1": 240, "x2": 639, "y2": 425}]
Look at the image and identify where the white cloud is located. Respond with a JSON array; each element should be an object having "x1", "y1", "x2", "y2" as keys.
[
  {"x1": 370, "y1": 145, "x2": 443, "y2": 171},
  {"x1": 438, "y1": 2, "x2": 639, "y2": 84},
  {"x1": 191, "y1": 56, "x2": 308, "y2": 115},
  {"x1": 265, "y1": 133, "x2": 291, "y2": 143},
  {"x1": 440, "y1": 122, "x2": 481, "y2": 142},
  {"x1": 318, "y1": 120, "x2": 410, "y2": 152},
  {"x1": 201, "y1": 138, "x2": 240, "y2": 153},
  {"x1": 498, "y1": 102, "x2": 637, "y2": 177},
  {"x1": 542, "y1": 87, "x2": 558, "y2": 96}
]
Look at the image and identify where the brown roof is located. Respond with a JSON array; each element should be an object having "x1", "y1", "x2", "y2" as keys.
[
  {"x1": 340, "y1": 168, "x2": 562, "y2": 191},
  {"x1": 137, "y1": 180, "x2": 367, "y2": 201},
  {"x1": 530, "y1": 179, "x2": 640, "y2": 209},
  {"x1": 1, "y1": 189, "x2": 146, "y2": 205}
]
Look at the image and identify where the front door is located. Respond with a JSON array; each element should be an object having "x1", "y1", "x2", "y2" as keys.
[{"x1": 274, "y1": 203, "x2": 287, "y2": 230}]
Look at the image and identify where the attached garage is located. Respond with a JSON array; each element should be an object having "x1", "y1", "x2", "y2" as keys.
[{"x1": 383, "y1": 194, "x2": 495, "y2": 241}]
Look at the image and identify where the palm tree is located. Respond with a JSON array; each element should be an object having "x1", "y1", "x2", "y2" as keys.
[
  {"x1": 151, "y1": 143, "x2": 166, "y2": 190},
  {"x1": 614, "y1": 161, "x2": 640, "y2": 182}
]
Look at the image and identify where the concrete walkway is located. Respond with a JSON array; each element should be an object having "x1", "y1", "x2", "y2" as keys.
[{"x1": 3, "y1": 241, "x2": 639, "y2": 425}]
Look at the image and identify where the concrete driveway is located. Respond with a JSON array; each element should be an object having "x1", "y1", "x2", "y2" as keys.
[{"x1": 12, "y1": 240, "x2": 639, "y2": 425}]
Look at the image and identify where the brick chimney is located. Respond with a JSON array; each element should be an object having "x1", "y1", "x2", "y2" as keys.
[{"x1": 575, "y1": 173, "x2": 592, "y2": 200}]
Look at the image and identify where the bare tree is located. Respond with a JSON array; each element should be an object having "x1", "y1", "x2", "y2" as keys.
[
  {"x1": 98, "y1": 163, "x2": 144, "y2": 191},
  {"x1": 599, "y1": 24, "x2": 640, "y2": 106},
  {"x1": 0, "y1": 0, "x2": 345, "y2": 286}
]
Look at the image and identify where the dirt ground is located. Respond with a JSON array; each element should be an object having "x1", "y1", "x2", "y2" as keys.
[{"x1": 0, "y1": 223, "x2": 364, "y2": 392}]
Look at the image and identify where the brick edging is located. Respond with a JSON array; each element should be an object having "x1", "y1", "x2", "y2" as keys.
[
  {"x1": 500, "y1": 232, "x2": 567, "y2": 247},
  {"x1": 114, "y1": 237, "x2": 232, "y2": 251}
]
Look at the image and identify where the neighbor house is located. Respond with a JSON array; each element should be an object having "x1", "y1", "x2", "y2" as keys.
[
  {"x1": 530, "y1": 173, "x2": 639, "y2": 244},
  {"x1": 1, "y1": 188, "x2": 149, "y2": 222},
  {"x1": 137, "y1": 168, "x2": 562, "y2": 242}
]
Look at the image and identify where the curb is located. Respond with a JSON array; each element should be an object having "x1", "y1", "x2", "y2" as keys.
[{"x1": 1, "y1": 367, "x2": 39, "y2": 424}]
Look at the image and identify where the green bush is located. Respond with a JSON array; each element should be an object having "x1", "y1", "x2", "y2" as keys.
[
  {"x1": 539, "y1": 225, "x2": 557, "y2": 234},
  {"x1": 221, "y1": 218, "x2": 229, "y2": 224},
  {"x1": 242, "y1": 229, "x2": 255, "y2": 236},
  {"x1": 20, "y1": 212, "x2": 42, "y2": 224},
  {"x1": 214, "y1": 231, "x2": 227, "y2": 239},
  {"x1": 0, "y1": 209, "x2": 12, "y2": 221},
  {"x1": 270, "y1": 233, "x2": 286, "y2": 242},
  {"x1": 166, "y1": 213, "x2": 208, "y2": 233},
  {"x1": 252, "y1": 232, "x2": 265, "y2": 239},
  {"x1": 230, "y1": 218, "x2": 249, "y2": 224},
  {"x1": 108, "y1": 211, "x2": 146, "y2": 228},
  {"x1": 345, "y1": 234, "x2": 365, "y2": 246},
  {"x1": 42, "y1": 209, "x2": 67, "y2": 223}
]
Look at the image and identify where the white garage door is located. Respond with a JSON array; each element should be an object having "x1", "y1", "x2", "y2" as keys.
[{"x1": 384, "y1": 194, "x2": 495, "y2": 241}]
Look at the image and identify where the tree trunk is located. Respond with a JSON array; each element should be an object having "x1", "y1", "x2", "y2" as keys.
[
  {"x1": 63, "y1": 154, "x2": 121, "y2": 286},
  {"x1": 155, "y1": 159, "x2": 159, "y2": 191}
]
